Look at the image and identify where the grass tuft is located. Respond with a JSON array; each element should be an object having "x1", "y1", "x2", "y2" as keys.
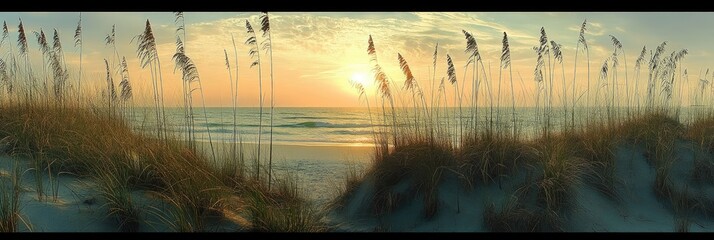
[
  {"x1": 369, "y1": 139, "x2": 455, "y2": 218},
  {"x1": 0, "y1": 160, "x2": 24, "y2": 232}
]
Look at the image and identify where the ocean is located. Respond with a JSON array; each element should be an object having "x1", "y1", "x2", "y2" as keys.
[
  {"x1": 127, "y1": 107, "x2": 377, "y2": 147},
  {"x1": 126, "y1": 106, "x2": 713, "y2": 145}
]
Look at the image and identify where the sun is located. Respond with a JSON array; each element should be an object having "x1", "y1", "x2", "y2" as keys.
[{"x1": 350, "y1": 72, "x2": 370, "y2": 87}]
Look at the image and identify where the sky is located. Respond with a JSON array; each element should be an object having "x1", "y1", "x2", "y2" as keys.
[{"x1": 0, "y1": 12, "x2": 712, "y2": 107}]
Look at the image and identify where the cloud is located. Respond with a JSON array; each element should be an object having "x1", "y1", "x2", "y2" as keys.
[
  {"x1": 568, "y1": 20, "x2": 606, "y2": 38},
  {"x1": 7, "y1": 12, "x2": 685, "y2": 107}
]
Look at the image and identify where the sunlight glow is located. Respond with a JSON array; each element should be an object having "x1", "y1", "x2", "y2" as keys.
[{"x1": 350, "y1": 72, "x2": 370, "y2": 87}]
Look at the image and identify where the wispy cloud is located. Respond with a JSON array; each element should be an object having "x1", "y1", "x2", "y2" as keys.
[
  {"x1": 568, "y1": 21, "x2": 606, "y2": 37},
  {"x1": 2, "y1": 12, "x2": 711, "y2": 107}
]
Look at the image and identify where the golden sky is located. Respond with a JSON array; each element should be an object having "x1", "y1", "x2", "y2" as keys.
[{"x1": 0, "y1": 12, "x2": 712, "y2": 107}]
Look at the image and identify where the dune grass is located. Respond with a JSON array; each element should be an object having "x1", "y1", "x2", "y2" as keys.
[
  {"x1": 343, "y1": 106, "x2": 714, "y2": 231},
  {"x1": 686, "y1": 114, "x2": 714, "y2": 186},
  {"x1": 247, "y1": 173, "x2": 329, "y2": 232},
  {"x1": 686, "y1": 113, "x2": 714, "y2": 154},
  {"x1": 567, "y1": 124, "x2": 619, "y2": 201},
  {"x1": 94, "y1": 158, "x2": 141, "y2": 232},
  {"x1": 3, "y1": 13, "x2": 714, "y2": 232},
  {"x1": 365, "y1": 138, "x2": 452, "y2": 218},
  {"x1": 0, "y1": 12, "x2": 331, "y2": 232},
  {"x1": 484, "y1": 196, "x2": 540, "y2": 232},
  {"x1": 532, "y1": 135, "x2": 589, "y2": 230},
  {"x1": 0, "y1": 160, "x2": 25, "y2": 232},
  {"x1": 0, "y1": 99, "x2": 325, "y2": 232},
  {"x1": 460, "y1": 131, "x2": 533, "y2": 188},
  {"x1": 334, "y1": 21, "x2": 714, "y2": 232}
]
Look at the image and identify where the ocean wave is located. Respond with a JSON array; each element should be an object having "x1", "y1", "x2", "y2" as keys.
[
  {"x1": 191, "y1": 128, "x2": 293, "y2": 135},
  {"x1": 187, "y1": 121, "x2": 377, "y2": 130},
  {"x1": 328, "y1": 130, "x2": 373, "y2": 135},
  {"x1": 195, "y1": 122, "x2": 266, "y2": 128},
  {"x1": 283, "y1": 116, "x2": 362, "y2": 121},
  {"x1": 204, "y1": 122, "x2": 229, "y2": 128},
  {"x1": 276, "y1": 121, "x2": 372, "y2": 129},
  {"x1": 282, "y1": 116, "x2": 324, "y2": 120}
]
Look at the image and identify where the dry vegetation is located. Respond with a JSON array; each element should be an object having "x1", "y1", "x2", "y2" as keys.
[
  {"x1": 336, "y1": 18, "x2": 714, "y2": 232},
  {"x1": 0, "y1": 12, "x2": 327, "y2": 232}
]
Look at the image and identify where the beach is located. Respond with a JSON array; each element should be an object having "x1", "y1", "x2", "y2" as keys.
[
  {"x1": 1, "y1": 11, "x2": 714, "y2": 232},
  {"x1": 196, "y1": 141, "x2": 374, "y2": 204},
  {"x1": 0, "y1": 139, "x2": 374, "y2": 231}
]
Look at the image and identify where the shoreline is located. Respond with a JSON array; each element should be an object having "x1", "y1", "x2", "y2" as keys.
[
  {"x1": 194, "y1": 140, "x2": 375, "y2": 163},
  {"x1": 193, "y1": 140, "x2": 375, "y2": 204}
]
